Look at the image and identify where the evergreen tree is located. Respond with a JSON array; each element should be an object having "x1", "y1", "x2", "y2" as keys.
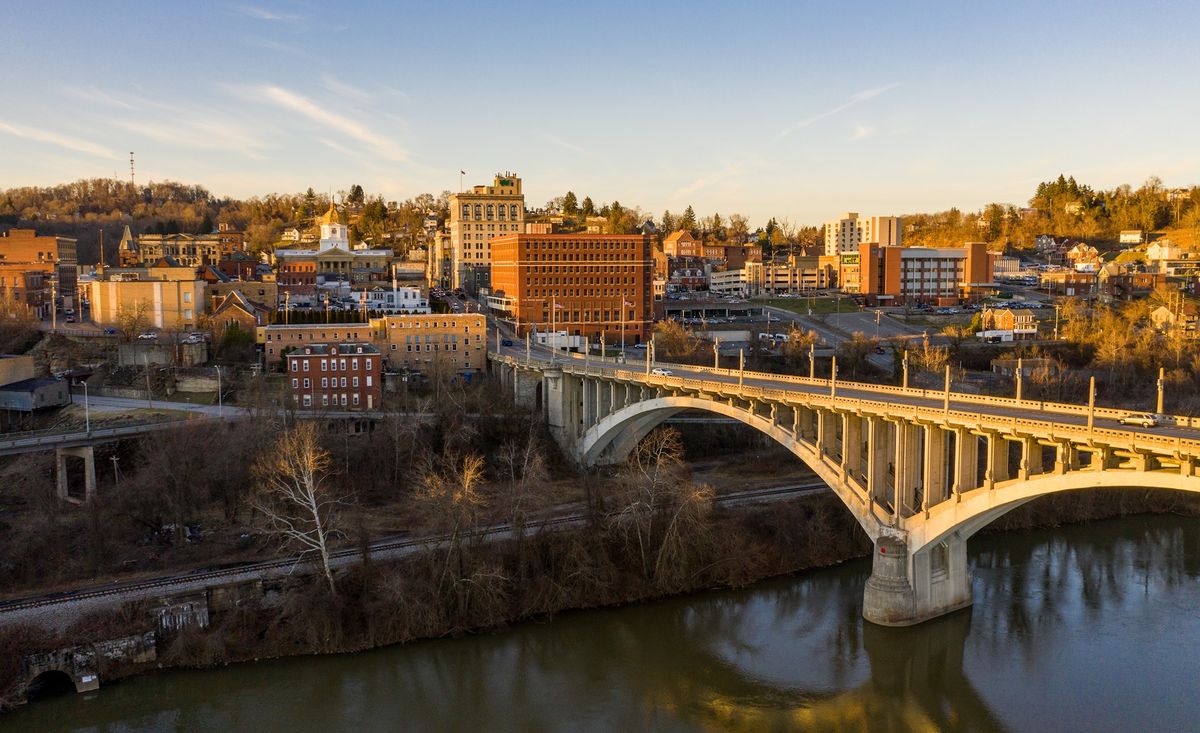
[
  {"x1": 581, "y1": 196, "x2": 595, "y2": 216},
  {"x1": 680, "y1": 205, "x2": 697, "y2": 234},
  {"x1": 563, "y1": 191, "x2": 578, "y2": 215},
  {"x1": 661, "y1": 210, "x2": 676, "y2": 233}
]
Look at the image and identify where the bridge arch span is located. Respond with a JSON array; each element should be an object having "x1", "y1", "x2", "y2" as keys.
[
  {"x1": 911, "y1": 469, "x2": 1200, "y2": 556},
  {"x1": 577, "y1": 395, "x2": 883, "y2": 540}
]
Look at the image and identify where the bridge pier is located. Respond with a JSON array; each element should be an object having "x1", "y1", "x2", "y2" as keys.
[
  {"x1": 56, "y1": 445, "x2": 97, "y2": 504},
  {"x1": 863, "y1": 532, "x2": 972, "y2": 627}
]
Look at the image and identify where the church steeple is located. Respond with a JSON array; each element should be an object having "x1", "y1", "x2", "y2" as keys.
[{"x1": 118, "y1": 224, "x2": 139, "y2": 267}]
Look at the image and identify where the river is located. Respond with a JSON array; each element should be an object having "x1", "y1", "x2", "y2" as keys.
[{"x1": 6, "y1": 514, "x2": 1200, "y2": 732}]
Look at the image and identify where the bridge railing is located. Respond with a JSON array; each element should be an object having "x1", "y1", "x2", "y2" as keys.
[{"x1": 495, "y1": 352, "x2": 1199, "y2": 432}]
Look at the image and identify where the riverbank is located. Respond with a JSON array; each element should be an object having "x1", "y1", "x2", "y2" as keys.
[{"x1": 4, "y1": 487, "x2": 1199, "y2": 711}]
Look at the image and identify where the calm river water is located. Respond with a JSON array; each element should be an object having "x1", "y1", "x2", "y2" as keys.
[{"x1": 6, "y1": 514, "x2": 1200, "y2": 732}]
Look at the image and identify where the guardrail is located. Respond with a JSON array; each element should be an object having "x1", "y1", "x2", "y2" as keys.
[
  {"x1": 0, "y1": 416, "x2": 205, "y2": 454},
  {"x1": 491, "y1": 352, "x2": 1200, "y2": 453}
]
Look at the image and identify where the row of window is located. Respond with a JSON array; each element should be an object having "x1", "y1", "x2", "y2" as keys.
[
  {"x1": 299, "y1": 393, "x2": 360, "y2": 407},
  {"x1": 460, "y1": 203, "x2": 520, "y2": 220},
  {"x1": 293, "y1": 376, "x2": 374, "y2": 389},
  {"x1": 291, "y1": 357, "x2": 375, "y2": 372}
]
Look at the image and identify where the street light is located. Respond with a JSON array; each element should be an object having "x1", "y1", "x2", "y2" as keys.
[
  {"x1": 78, "y1": 379, "x2": 90, "y2": 434},
  {"x1": 214, "y1": 366, "x2": 222, "y2": 417}
]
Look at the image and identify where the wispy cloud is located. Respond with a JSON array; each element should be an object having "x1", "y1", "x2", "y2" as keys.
[
  {"x1": 777, "y1": 82, "x2": 900, "y2": 140},
  {"x1": 0, "y1": 120, "x2": 117, "y2": 159},
  {"x1": 253, "y1": 85, "x2": 407, "y2": 162},
  {"x1": 112, "y1": 117, "x2": 267, "y2": 159},
  {"x1": 543, "y1": 133, "x2": 591, "y2": 156},
  {"x1": 62, "y1": 86, "x2": 136, "y2": 110},
  {"x1": 673, "y1": 156, "x2": 762, "y2": 199},
  {"x1": 320, "y1": 74, "x2": 371, "y2": 103},
  {"x1": 850, "y1": 124, "x2": 875, "y2": 141},
  {"x1": 233, "y1": 4, "x2": 303, "y2": 21}
]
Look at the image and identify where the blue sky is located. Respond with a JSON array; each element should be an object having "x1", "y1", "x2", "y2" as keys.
[{"x1": 2, "y1": 1, "x2": 1198, "y2": 226}]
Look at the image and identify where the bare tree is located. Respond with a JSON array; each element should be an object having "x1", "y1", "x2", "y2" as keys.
[
  {"x1": 252, "y1": 422, "x2": 345, "y2": 596},
  {"x1": 416, "y1": 452, "x2": 488, "y2": 593},
  {"x1": 115, "y1": 300, "x2": 151, "y2": 342}
]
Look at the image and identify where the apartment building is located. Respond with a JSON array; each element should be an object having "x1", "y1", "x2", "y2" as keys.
[
  {"x1": 0, "y1": 228, "x2": 78, "y2": 298},
  {"x1": 369, "y1": 313, "x2": 487, "y2": 377},
  {"x1": 858, "y1": 241, "x2": 992, "y2": 305},
  {"x1": 287, "y1": 342, "x2": 382, "y2": 411},
  {"x1": 449, "y1": 173, "x2": 525, "y2": 292},
  {"x1": 663, "y1": 230, "x2": 702, "y2": 258},
  {"x1": 823, "y1": 213, "x2": 902, "y2": 256},
  {"x1": 488, "y1": 233, "x2": 653, "y2": 343}
]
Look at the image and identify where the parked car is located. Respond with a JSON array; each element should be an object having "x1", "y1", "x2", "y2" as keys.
[
  {"x1": 1119, "y1": 413, "x2": 1161, "y2": 428},
  {"x1": 873, "y1": 346, "x2": 886, "y2": 354},
  {"x1": 102, "y1": 327, "x2": 118, "y2": 335},
  {"x1": 137, "y1": 332, "x2": 157, "y2": 341},
  {"x1": 633, "y1": 343, "x2": 647, "y2": 349},
  {"x1": 651, "y1": 368, "x2": 674, "y2": 376}
]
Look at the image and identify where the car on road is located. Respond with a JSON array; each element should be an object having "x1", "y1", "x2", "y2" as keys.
[
  {"x1": 1119, "y1": 413, "x2": 1161, "y2": 428},
  {"x1": 633, "y1": 343, "x2": 647, "y2": 349},
  {"x1": 501, "y1": 338, "x2": 513, "y2": 347},
  {"x1": 102, "y1": 327, "x2": 118, "y2": 335},
  {"x1": 650, "y1": 368, "x2": 674, "y2": 376},
  {"x1": 137, "y1": 332, "x2": 157, "y2": 341},
  {"x1": 65, "y1": 315, "x2": 76, "y2": 323},
  {"x1": 873, "y1": 346, "x2": 886, "y2": 354}
]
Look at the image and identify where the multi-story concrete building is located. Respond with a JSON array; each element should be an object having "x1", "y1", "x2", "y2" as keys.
[
  {"x1": 823, "y1": 213, "x2": 902, "y2": 256},
  {"x1": 488, "y1": 233, "x2": 653, "y2": 344},
  {"x1": 427, "y1": 230, "x2": 452, "y2": 288},
  {"x1": 0, "y1": 268, "x2": 49, "y2": 317},
  {"x1": 857, "y1": 241, "x2": 992, "y2": 305},
  {"x1": 449, "y1": 173, "x2": 525, "y2": 292},
  {"x1": 257, "y1": 322, "x2": 376, "y2": 369},
  {"x1": 0, "y1": 228, "x2": 78, "y2": 300},
  {"x1": 369, "y1": 313, "x2": 487, "y2": 378},
  {"x1": 358, "y1": 286, "x2": 430, "y2": 314},
  {"x1": 746, "y1": 257, "x2": 833, "y2": 294},
  {"x1": 88, "y1": 277, "x2": 206, "y2": 331},
  {"x1": 287, "y1": 342, "x2": 382, "y2": 411}
]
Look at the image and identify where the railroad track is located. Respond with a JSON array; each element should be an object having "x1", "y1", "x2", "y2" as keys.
[{"x1": 0, "y1": 481, "x2": 829, "y2": 617}]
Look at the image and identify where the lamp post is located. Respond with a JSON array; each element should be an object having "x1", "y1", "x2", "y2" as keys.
[
  {"x1": 1156, "y1": 366, "x2": 1164, "y2": 414},
  {"x1": 808, "y1": 341, "x2": 815, "y2": 379},
  {"x1": 943, "y1": 364, "x2": 951, "y2": 414},
  {"x1": 713, "y1": 340, "x2": 719, "y2": 369},
  {"x1": 739, "y1": 348, "x2": 744, "y2": 387},
  {"x1": 830, "y1": 356, "x2": 838, "y2": 397},
  {"x1": 214, "y1": 366, "x2": 222, "y2": 417},
  {"x1": 1087, "y1": 375, "x2": 1096, "y2": 433},
  {"x1": 79, "y1": 380, "x2": 90, "y2": 434},
  {"x1": 902, "y1": 349, "x2": 909, "y2": 389},
  {"x1": 1015, "y1": 357, "x2": 1023, "y2": 403}
]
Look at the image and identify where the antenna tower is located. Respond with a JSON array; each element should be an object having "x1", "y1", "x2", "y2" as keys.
[{"x1": 129, "y1": 152, "x2": 135, "y2": 187}]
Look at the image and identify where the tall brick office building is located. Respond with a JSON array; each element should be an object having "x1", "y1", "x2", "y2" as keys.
[{"x1": 489, "y1": 233, "x2": 653, "y2": 344}]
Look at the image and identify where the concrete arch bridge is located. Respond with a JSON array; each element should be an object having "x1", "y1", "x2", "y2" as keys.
[{"x1": 492, "y1": 350, "x2": 1200, "y2": 626}]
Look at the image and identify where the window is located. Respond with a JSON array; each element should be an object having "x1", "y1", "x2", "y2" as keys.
[
  {"x1": 291, "y1": 378, "x2": 298, "y2": 388},
  {"x1": 352, "y1": 394, "x2": 360, "y2": 406},
  {"x1": 366, "y1": 376, "x2": 373, "y2": 387},
  {"x1": 303, "y1": 361, "x2": 310, "y2": 372},
  {"x1": 290, "y1": 358, "x2": 298, "y2": 371},
  {"x1": 366, "y1": 358, "x2": 373, "y2": 370},
  {"x1": 183, "y1": 292, "x2": 191, "y2": 303},
  {"x1": 352, "y1": 376, "x2": 359, "y2": 387},
  {"x1": 351, "y1": 358, "x2": 358, "y2": 370},
  {"x1": 303, "y1": 395, "x2": 312, "y2": 407},
  {"x1": 322, "y1": 395, "x2": 329, "y2": 406},
  {"x1": 341, "y1": 394, "x2": 348, "y2": 406},
  {"x1": 303, "y1": 378, "x2": 311, "y2": 389},
  {"x1": 321, "y1": 361, "x2": 328, "y2": 372}
]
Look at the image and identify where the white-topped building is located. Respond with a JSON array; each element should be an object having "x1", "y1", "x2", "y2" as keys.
[{"x1": 824, "y1": 213, "x2": 902, "y2": 256}]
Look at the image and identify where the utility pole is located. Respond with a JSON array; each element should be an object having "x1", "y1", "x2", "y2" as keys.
[
  {"x1": 1015, "y1": 357, "x2": 1023, "y2": 403},
  {"x1": 1087, "y1": 375, "x2": 1096, "y2": 434},
  {"x1": 809, "y1": 341, "x2": 815, "y2": 379},
  {"x1": 902, "y1": 349, "x2": 909, "y2": 389},
  {"x1": 215, "y1": 366, "x2": 222, "y2": 417},
  {"x1": 1156, "y1": 366, "x2": 1164, "y2": 414},
  {"x1": 739, "y1": 348, "x2": 744, "y2": 387},
  {"x1": 943, "y1": 364, "x2": 951, "y2": 414}
]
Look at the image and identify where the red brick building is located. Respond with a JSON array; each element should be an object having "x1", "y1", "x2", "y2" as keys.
[
  {"x1": 489, "y1": 233, "x2": 653, "y2": 343},
  {"x1": 287, "y1": 342, "x2": 382, "y2": 411}
]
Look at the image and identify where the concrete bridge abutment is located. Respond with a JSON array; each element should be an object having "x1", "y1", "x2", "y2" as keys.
[
  {"x1": 56, "y1": 445, "x2": 97, "y2": 504},
  {"x1": 863, "y1": 532, "x2": 972, "y2": 627}
]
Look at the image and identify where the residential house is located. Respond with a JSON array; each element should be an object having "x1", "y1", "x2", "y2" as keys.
[
  {"x1": 978, "y1": 307, "x2": 1039, "y2": 342},
  {"x1": 287, "y1": 342, "x2": 382, "y2": 411},
  {"x1": 1149, "y1": 303, "x2": 1199, "y2": 334}
]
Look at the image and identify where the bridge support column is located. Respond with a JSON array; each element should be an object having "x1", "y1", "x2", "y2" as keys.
[
  {"x1": 984, "y1": 434, "x2": 1009, "y2": 489},
  {"x1": 893, "y1": 421, "x2": 919, "y2": 519},
  {"x1": 56, "y1": 445, "x2": 97, "y2": 504},
  {"x1": 1018, "y1": 436, "x2": 1042, "y2": 480},
  {"x1": 866, "y1": 417, "x2": 890, "y2": 509},
  {"x1": 842, "y1": 413, "x2": 862, "y2": 482},
  {"x1": 543, "y1": 368, "x2": 572, "y2": 449},
  {"x1": 951, "y1": 428, "x2": 977, "y2": 499},
  {"x1": 922, "y1": 425, "x2": 947, "y2": 514},
  {"x1": 817, "y1": 409, "x2": 837, "y2": 459},
  {"x1": 863, "y1": 533, "x2": 972, "y2": 627}
]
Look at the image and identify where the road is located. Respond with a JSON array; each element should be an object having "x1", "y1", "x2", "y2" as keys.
[
  {"x1": 495, "y1": 342, "x2": 1198, "y2": 447},
  {"x1": 0, "y1": 481, "x2": 829, "y2": 630}
]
